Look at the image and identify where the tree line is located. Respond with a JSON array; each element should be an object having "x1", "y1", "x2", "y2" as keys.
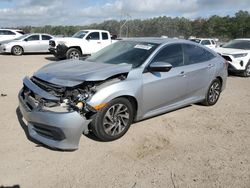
[{"x1": 19, "y1": 10, "x2": 250, "y2": 41}]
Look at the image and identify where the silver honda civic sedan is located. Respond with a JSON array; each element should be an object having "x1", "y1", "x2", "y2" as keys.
[
  {"x1": 18, "y1": 38, "x2": 227, "y2": 150},
  {"x1": 0, "y1": 33, "x2": 53, "y2": 55}
]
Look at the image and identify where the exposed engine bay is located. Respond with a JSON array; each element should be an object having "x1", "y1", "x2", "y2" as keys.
[{"x1": 28, "y1": 73, "x2": 127, "y2": 117}]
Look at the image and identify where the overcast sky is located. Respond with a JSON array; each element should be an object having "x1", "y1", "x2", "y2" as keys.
[{"x1": 0, "y1": 0, "x2": 250, "y2": 27}]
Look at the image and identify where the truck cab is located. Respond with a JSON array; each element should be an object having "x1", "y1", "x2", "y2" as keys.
[{"x1": 49, "y1": 30, "x2": 115, "y2": 59}]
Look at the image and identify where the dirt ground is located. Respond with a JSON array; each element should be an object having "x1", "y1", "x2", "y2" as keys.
[{"x1": 0, "y1": 54, "x2": 249, "y2": 188}]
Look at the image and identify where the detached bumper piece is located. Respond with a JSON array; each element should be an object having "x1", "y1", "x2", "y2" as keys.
[{"x1": 18, "y1": 77, "x2": 91, "y2": 150}]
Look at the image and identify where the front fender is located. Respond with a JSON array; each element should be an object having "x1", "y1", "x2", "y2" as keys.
[{"x1": 87, "y1": 78, "x2": 143, "y2": 118}]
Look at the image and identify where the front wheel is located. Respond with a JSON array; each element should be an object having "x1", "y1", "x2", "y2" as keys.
[
  {"x1": 91, "y1": 98, "x2": 134, "y2": 141},
  {"x1": 202, "y1": 78, "x2": 222, "y2": 106},
  {"x1": 11, "y1": 46, "x2": 23, "y2": 56},
  {"x1": 242, "y1": 62, "x2": 250, "y2": 77},
  {"x1": 66, "y1": 48, "x2": 81, "y2": 59}
]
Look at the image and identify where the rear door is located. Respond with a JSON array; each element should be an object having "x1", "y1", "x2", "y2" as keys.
[
  {"x1": 183, "y1": 44, "x2": 216, "y2": 99},
  {"x1": 142, "y1": 44, "x2": 188, "y2": 114},
  {"x1": 22, "y1": 34, "x2": 41, "y2": 52},
  {"x1": 101, "y1": 32, "x2": 111, "y2": 48},
  {"x1": 40, "y1": 35, "x2": 52, "y2": 52}
]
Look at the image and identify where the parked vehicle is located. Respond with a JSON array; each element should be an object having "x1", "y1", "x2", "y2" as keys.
[
  {"x1": 0, "y1": 29, "x2": 24, "y2": 42},
  {"x1": 215, "y1": 39, "x2": 250, "y2": 77},
  {"x1": 189, "y1": 38, "x2": 217, "y2": 49},
  {"x1": 49, "y1": 29, "x2": 116, "y2": 59},
  {"x1": 18, "y1": 38, "x2": 227, "y2": 150},
  {"x1": 0, "y1": 33, "x2": 53, "y2": 55}
]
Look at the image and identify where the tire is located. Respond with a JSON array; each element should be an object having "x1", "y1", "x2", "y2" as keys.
[
  {"x1": 66, "y1": 48, "x2": 81, "y2": 59},
  {"x1": 242, "y1": 62, "x2": 250, "y2": 77},
  {"x1": 91, "y1": 98, "x2": 134, "y2": 141},
  {"x1": 11, "y1": 46, "x2": 23, "y2": 56},
  {"x1": 202, "y1": 78, "x2": 222, "y2": 106}
]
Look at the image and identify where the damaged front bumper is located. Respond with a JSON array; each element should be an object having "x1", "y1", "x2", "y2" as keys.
[{"x1": 18, "y1": 77, "x2": 92, "y2": 150}]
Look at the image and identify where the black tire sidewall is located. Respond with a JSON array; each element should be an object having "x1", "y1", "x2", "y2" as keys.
[
  {"x1": 243, "y1": 62, "x2": 250, "y2": 77},
  {"x1": 92, "y1": 98, "x2": 134, "y2": 141}
]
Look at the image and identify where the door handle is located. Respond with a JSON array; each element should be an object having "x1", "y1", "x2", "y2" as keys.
[
  {"x1": 208, "y1": 64, "x2": 215, "y2": 68},
  {"x1": 179, "y1": 71, "x2": 186, "y2": 77},
  {"x1": 97, "y1": 42, "x2": 101, "y2": 44}
]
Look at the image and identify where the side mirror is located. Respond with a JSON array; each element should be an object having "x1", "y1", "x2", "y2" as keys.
[
  {"x1": 148, "y1": 62, "x2": 173, "y2": 72},
  {"x1": 219, "y1": 44, "x2": 223, "y2": 47},
  {"x1": 24, "y1": 39, "x2": 28, "y2": 42},
  {"x1": 86, "y1": 36, "x2": 91, "y2": 40}
]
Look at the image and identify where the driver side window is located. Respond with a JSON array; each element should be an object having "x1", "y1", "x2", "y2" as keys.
[
  {"x1": 26, "y1": 35, "x2": 40, "y2": 41},
  {"x1": 152, "y1": 44, "x2": 184, "y2": 67},
  {"x1": 87, "y1": 32, "x2": 100, "y2": 40}
]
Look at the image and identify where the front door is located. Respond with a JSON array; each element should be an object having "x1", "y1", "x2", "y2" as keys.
[
  {"x1": 85, "y1": 32, "x2": 102, "y2": 54},
  {"x1": 22, "y1": 34, "x2": 41, "y2": 52},
  {"x1": 142, "y1": 44, "x2": 188, "y2": 115}
]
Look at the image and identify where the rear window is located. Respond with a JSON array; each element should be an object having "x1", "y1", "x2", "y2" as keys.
[
  {"x1": 190, "y1": 39, "x2": 201, "y2": 44},
  {"x1": 17, "y1": 31, "x2": 25, "y2": 35},
  {"x1": 184, "y1": 44, "x2": 215, "y2": 65},
  {"x1": 102, "y1": 32, "x2": 109, "y2": 40},
  {"x1": 0, "y1": 30, "x2": 15, "y2": 35},
  {"x1": 42, "y1": 35, "x2": 52, "y2": 40}
]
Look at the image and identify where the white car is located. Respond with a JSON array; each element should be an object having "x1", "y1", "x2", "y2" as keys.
[
  {"x1": 215, "y1": 39, "x2": 250, "y2": 77},
  {"x1": 0, "y1": 33, "x2": 53, "y2": 55},
  {"x1": 49, "y1": 30, "x2": 117, "y2": 59},
  {"x1": 0, "y1": 29, "x2": 24, "y2": 42},
  {"x1": 189, "y1": 38, "x2": 217, "y2": 49}
]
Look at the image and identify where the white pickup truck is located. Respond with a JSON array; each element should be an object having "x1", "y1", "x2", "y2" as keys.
[{"x1": 49, "y1": 30, "x2": 117, "y2": 59}]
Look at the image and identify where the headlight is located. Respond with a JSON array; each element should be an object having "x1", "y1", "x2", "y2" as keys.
[
  {"x1": 232, "y1": 53, "x2": 248, "y2": 58},
  {"x1": 58, "y1": 41, "x2": 66, "y2": 45}
]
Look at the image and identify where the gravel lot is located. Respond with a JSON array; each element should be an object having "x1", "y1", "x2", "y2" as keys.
[{"x1": 0, "y1": 54, "x2": 249, "y2": 188}]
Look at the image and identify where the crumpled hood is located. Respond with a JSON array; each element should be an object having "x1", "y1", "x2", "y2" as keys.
[
  {"x1": 34, "y1": 60, "x2": 132, "y2": 87},
  {"x1": 215, "y1": 47, "x2": 249, "y2": 55}
]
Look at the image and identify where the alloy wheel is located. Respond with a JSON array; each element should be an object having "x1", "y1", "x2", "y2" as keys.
[
  {"x1": 103, "y1": 104, "x2": 130, "y2": 136},
  {"x1": 13, "y1": 46, "x2": 22, "y2": 55},
  {"x1": 69, "y1": 51, "x2": 80, "y2": 59},
  {"x1": 208, "y1": 81, "x2": 221, "y2": 103}
]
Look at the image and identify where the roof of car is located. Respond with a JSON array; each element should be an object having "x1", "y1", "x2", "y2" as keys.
[
  {"x1": 235, "y1": 38, "x2": 250, "y2": 41},
  {"x1": 122, "y1": 37, "x2": 187, "y2": 44},
  {"x1": 0, "y1": 29, "x2": 23, "y2": 31},
  {"x1": 191, "y1": 38, "x2": 214, "y2": 40}
]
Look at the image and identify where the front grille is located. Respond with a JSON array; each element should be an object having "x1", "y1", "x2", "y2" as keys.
[
  {"x1": 49, "y1": 40, "x2": 56, "y2": 47},
  {"x1": 222, "y1": 55, "x2": 232, "y2": 62}
]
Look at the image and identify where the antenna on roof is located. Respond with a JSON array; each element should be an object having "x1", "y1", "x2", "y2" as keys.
[{"x1": 119, "y1": 9, "x2": 131, "y2": 38}]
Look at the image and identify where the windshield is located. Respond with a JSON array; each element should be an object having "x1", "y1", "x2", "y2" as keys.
[
  {"x1": 222, "y1": 40, "x2": 250, "y2": 50},
  {"x1": 87, "y1": 40, "x2": 159, "y2": 68},
  {"x1": 190, "y1": 39, "x2": 201, "y2": 43},
  {"x1": 14, "y1": 34, "x2": 29, "y2": 40},
  {"x1": 72, "y1": 31, "x2": 88, "y2": 38}
]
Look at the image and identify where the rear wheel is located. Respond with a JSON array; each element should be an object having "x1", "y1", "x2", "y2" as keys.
[
  {"x1": 202, "y1": 78, "x2": 222, "y2": 106},
  {"x1": 242, "y1": 62, "x2": 250, "y2": 77},
  {"x1": 11, "y1": 46, "x2": 23, "y2": 56},
  {"x1": 91, "y1": 98, "x2": 134, "y2": 141},
  {"x1": 66, "y1": 48, "x2": 81, "y2": 59}
]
